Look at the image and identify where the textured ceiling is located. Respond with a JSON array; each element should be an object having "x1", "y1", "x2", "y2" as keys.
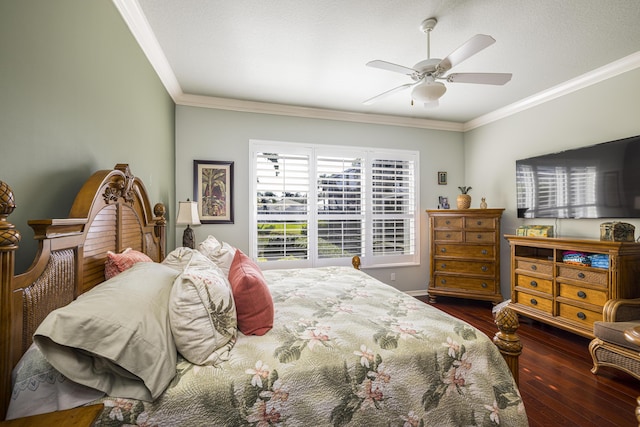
[{"x1": 131, "y1": 0, "x2": 640, "y2": 125}]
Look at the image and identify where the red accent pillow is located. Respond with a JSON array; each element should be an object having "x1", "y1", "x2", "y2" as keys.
[
  {"x1": 228, "y1": 250, "x2": 274, "y2": 335},
  {"x1": 105, "y1": 248, "x2": 153, "y2": 279}
]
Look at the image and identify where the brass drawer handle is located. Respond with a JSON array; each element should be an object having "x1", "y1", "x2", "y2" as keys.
[
  {"x1": 530, "y1": 298, "x2": 538, "y2": 306},
  {"x1": 577, "y1": 291, "x2": 587, "y2": 299},
  {"x1": 446, "y1": 233, "x2": 451, "y2": 238},
  {"x1": 481, "y1": 282, "x2": 488, "y2": 288},
  {"x1": 445, "y1": 220, "x2": 451, "y2": 225},
  {"x1": 481, "y1": 266, "x2": 488, "y2": 272},
  {"x1": 531, "y1": 265, "x2": 537, "y2": 271},
  {"x1": 530, "y1": 280, "x2": 538, "y2": 287},
  {"x1": 481, "y1": 249, "x2": 488, "y2": 255},
  {"x1": 440, "y1": 279, "x2": 447, "y2": 284},
  {"x1": 477, "y1": 234, "x2": 482, "y2": 239},
  {"x1": 477, "y1": 220, "x2": 482, "y2": 226},
  {"x1": 440, "y1": 263, "x2": 447, "y2": 269},
  {"x1": 577, "y1": 312, "x2": 586, "y2": 320},
  {"x1": 441, "y1": 248, "x2": 447, "y2": 253},
  {"x1": 577, "y1": 272, "x2": 585, "y2": 279}
]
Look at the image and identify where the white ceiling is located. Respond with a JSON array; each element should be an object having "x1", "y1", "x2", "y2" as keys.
[{"x1": 118, "y1": 0, "x2": 640, "y2": 129}]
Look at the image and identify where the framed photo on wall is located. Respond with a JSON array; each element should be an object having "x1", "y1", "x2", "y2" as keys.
[
  {"x1": 194, "y1": 160, "x2": 234, "y2": 224},
  {"x1": 438, "y1": 171, "x2": 447, "y2": 185}
]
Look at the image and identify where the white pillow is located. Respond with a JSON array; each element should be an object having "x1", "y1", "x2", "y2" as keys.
[
  {"x1": 166, "y1": 249, "x2": 238, "y2": 365},
  {"x1": 197, "y1": 235, "x2": 237, "y2": 276},
  {"x1": 33, "y1": 262, "x2": 179, "y2": 402},
  {"x1": 161, "y1": 246, "x2": 200, "y2": 272}
]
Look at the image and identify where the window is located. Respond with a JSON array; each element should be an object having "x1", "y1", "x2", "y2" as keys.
[{"x1": 250, "y1": 140, "x2": 419, "y2": 268}]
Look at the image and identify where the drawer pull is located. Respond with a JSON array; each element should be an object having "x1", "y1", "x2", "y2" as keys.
[
  {"x1": 446, "y1": 233, "x2": 451, "y2": 238},
  {"x1": 577, "y1": 312, "x2": 586, "y2": 320},
  {"x1": 530, "y1": 280, "x2": 538, "y2": 287},
  {"x1": 530, "y1": 298, "x2": 538, "y2": 306},
  {"x1": 481, "y1": 266, "x2": 488, "y2": 272},
  {"x1": 577, "y1": 291, "x2": 587, "y2": 299},
  {"x1": 440, "y1": 263, "x2": 447, "y2": 269},
  {"x1": 481, "y1": 249, "x2": 488, "y2": 255},
  {"x1": 440, "y1": 248, "x2": 447, "y2": 253},
  {"x1": 577, "y1": 272, "x2": 585, "y2": 279},
  {"x1": 531, "y1": 265, "x2": 537, "y2": 271},
  {"x1": 477, "y1": 220, "x2": 482, "y2": 226},
  {"x1": 440, "y1": 279, "x2": 447, "y2": 284},
  {"x1": 445, "y1": 220, "x2": 451, "y2": 225},
  {"x1": 481, "y1": 282, "x2": 488, "y2": 288},
  {"x1": 477, "y1": 234, "x2": 483, "y2": 239}
]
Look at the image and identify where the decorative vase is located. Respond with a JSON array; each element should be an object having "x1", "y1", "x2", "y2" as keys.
[
  {"x1": 457, "y1": 194, "x2": 471, "y2": 209},
  {"x1": 480, "y1": 197, "x2": 487, "y2": 209}
]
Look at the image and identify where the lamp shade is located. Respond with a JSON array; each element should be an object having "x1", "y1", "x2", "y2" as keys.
[
  {"x1": 176, "y1": 200, "x2": 201, "y2": 226},
  {"x1": 411, "y1": 80, "x2": 446, "y2": 103}
]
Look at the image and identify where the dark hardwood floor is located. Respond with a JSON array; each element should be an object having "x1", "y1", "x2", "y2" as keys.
[{"x1": 418, "y1": 296, "x2": 639, "y2": 427}]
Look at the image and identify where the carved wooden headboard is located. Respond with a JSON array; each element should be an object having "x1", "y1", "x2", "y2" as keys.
[{"x1": 0, "y1": 164, "x2": 166, "y2": 419}]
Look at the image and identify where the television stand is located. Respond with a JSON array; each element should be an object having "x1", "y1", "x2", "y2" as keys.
[{"x1": 505, "y1": 235, "x2": 640, "y2": 338}]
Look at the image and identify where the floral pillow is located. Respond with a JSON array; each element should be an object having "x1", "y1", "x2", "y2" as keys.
[
  {"x1": 104, "y1": 248, "x2": 153, "y2": 279},
  {"x1": 165, "y1": 248, "x2": 237, "y2": 365}
]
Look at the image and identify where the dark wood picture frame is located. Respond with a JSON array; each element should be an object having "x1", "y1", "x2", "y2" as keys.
[{"x1": 194, "y1": 160, "x2": 234, "y2": 224}]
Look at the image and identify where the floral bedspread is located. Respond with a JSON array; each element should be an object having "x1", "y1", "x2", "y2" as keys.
[{"x1": 16, "y1": 266, "x2": 528, "y2": 426}]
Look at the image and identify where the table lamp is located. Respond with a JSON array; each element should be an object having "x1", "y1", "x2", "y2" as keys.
[{"x1": 176, "y1": 199, "x2": 201, "y2": 249}]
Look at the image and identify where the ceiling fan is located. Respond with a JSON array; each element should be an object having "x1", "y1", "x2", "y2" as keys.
[{"x1": 364, "y1": 17, "x2": 512, "y2": 107}]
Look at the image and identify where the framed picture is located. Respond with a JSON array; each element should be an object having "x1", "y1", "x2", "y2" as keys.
[
  {"x1": 438, "y1": 171, "x2": 447, "y2": 185},
  {"x1": 194, "y1": 160, "x2": 234, "y2": 224},
  {"x1": 438, "y1": 196, "x2": 450, "y2": 209}
]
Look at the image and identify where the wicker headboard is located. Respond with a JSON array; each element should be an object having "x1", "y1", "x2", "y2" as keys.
[{"x1": 0, "y1": 164, "x2": 166, "y2": 419}]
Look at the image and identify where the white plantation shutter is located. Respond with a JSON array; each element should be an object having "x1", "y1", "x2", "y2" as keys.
[
  {"x1": 316, "y1": 153, "x2": 364, "y2": 260},
  {"x1": 255, "y1": 151, "x2": 310, "y2": 263},
  {"x1": 371, "y1": 158, "x2": 416, "y2": 258},
  {"x1": 251, "y1": 141, "x2": 419, "y2": 268}
]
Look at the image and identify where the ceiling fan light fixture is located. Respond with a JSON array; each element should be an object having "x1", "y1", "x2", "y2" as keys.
[{"x1": 411, "y1": 81, "x2": 446, "y2": 103}]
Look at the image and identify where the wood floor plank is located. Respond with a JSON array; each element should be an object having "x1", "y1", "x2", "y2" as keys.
[{"x1": 418, "y1": 296, "x2": 639, "y2": 427}]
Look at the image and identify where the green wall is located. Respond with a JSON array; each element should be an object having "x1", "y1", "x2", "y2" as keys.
[
  {"x1": 175, "y1": 106, "x2": 465, "y2": 292},
  {"x1": 464, "y1": 68, "x2": 640, "y2": 297},
  {"x1": 0, "y1": 0, "x2": 176, "y2": 272}
]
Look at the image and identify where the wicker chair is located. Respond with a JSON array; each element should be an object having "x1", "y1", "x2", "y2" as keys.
[{"x1": 589, "y1": 298, "x2": 640, "y2": 380}]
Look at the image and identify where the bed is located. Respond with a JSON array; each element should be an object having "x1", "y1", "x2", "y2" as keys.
[{"x1": 0, "y1": 164, "x2": 527, "y2": 426}]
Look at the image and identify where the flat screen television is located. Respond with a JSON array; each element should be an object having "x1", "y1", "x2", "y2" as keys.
[{"x1": 516, "y1": 135, "x2": 640, "y2": 219}]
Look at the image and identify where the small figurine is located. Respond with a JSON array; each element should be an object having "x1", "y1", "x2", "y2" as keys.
[{"x1": 480, "y1": 197, "x2": 487, "y2": 209}]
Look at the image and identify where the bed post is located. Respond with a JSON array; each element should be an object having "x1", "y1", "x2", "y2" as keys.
[
  {"x1": 153, "y1": 203, "x2": 167, "y2": 261},
  {"x1": 0, "y1": 180, "x2": 20, "y2": 420},
  {"x1": 493, "y1": 303, "x2": 522, "y2": 385}
]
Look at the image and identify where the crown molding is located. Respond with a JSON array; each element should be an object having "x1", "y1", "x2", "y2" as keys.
[
  {"x1": 464, "y1": 51, "x2": 640, "y2": 131},
  {"x1": 176, "y1": 93, "x2": 464, "y2": 132},
  {"x1": 115, "y1": 1, "x2": 639, "y2": 134},
  {"x1": 112, "y1": 0, "x2": 182, "y2": 100}
]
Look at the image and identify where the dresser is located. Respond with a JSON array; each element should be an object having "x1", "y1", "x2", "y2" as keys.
[
  {"x1": 427, "y1": 209, "x2": 504, "y2": 303},
  {"x1": 505, "y1": 235, "x2": 640, "y2": 338}
]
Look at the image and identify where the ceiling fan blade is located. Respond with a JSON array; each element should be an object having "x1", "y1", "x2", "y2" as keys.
[
  {"x1": 437, "y1": 34, "x2": 496, "y2": 74},
  {"x1": 366, "y1": 60, "x2": 418, "y2": 76},
  {"x1": 445, "y1": 72, "x2": 512, "y2": 85},
  {"x1": 363, "y1": 82, "x2": 416, "y2": 105}
]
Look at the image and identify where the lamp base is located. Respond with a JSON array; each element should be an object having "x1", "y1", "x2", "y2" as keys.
[{"x1": 182, "y1": 225, "x2": 195, "y2": 249}]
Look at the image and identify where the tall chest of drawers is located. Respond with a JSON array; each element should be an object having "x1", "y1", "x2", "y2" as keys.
[
  {"x1": 427, "y1": 209, "x2": 505, "y2": 303},
  {"x1": 505, "y1": 235, "x2": 640, "y2": 338}
]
